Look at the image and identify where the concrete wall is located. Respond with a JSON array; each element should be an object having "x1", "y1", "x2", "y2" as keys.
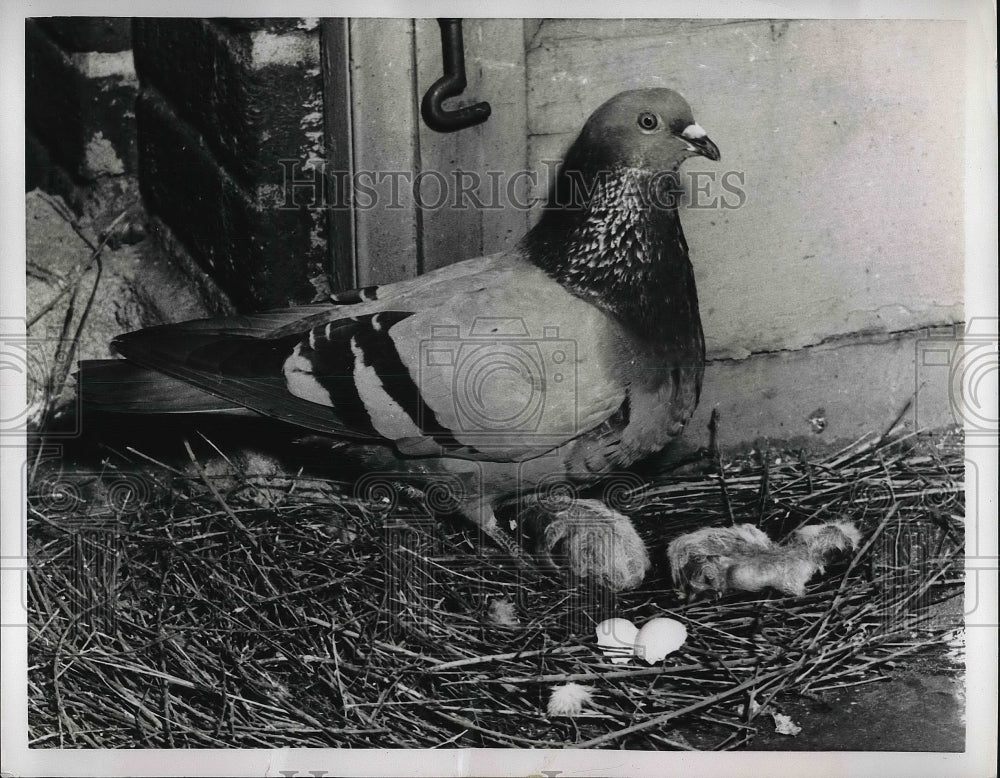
[{"x1": 525, "y1": 19, "x2": 965, "y2": 361}]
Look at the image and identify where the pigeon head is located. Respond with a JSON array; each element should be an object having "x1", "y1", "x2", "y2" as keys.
[
  {"x1": 540, "y1": 88, "x2": 721, "y2": 217},
  {"x1": 565, "y1": 88, "x2": 720, "y2": 175},
  {"x1": 523, "y1": 88, "x2": 717, "y2": 351}
]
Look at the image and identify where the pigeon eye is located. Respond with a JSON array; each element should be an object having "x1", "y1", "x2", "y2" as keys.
[{"x1": 637, "y1": 111, "x2": 660, "y2": 131}]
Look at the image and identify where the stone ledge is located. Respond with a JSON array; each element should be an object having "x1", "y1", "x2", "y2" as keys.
[
  {"x1": 26, "y1": 129, "x2": 142, "y2": 235},
  {"x1": 667, "y1": 325, "x2": 961, "y2": 458},
  {"x1": 25, "y1": 190, "x2": 228, "y2": 426}
]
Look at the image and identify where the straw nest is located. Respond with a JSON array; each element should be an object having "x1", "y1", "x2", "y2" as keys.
[{"x1": 26, "y1": 426, "x2": 964, "y2": 749}]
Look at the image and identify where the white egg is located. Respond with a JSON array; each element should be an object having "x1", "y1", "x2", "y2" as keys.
[
  {"x1": 595, "y1": 618, "x2": 639, "y2": 664},
  {"x1": 634, "y1": 618, "x2": 687, "y2": 664}
]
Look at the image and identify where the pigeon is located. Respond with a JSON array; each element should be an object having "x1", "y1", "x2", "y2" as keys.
[
  {"x1": 80, "y1": 88, "x2": 721, "y2": 591},
  {"x1": 667, "y1": 521, "x2": 862, "y2": 599}
]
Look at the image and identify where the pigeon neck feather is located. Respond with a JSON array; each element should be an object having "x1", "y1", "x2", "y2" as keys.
[{"x1": 522, "y1": 165, "x2": 703, "y2": 352}]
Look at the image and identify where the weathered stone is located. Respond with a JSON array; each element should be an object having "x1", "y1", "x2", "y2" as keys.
[
  {"x1": 25, "y1": 190, "x2": 228, "y2": 429},
  {"x1": 132, "y1": 19, "x2": 322, "y2": 190},
  {"x1": 37, "y1": 17, "x2": 133, "y2": 52},
  {"x1": 26, "y1": 20, "x2": 138, "y2": 181},
  {"x1": 136, "y1": 88, "x2": 322, "y2": 308},
  {"x1": 215, "y1": 18, "x2": 320, "y2": 35}
]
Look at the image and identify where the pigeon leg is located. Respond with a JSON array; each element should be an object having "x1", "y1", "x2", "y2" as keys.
[
  {"x1": 482, "y1": 515, "x2": 536, "y2": 569},
  {"x1": 459, "y1": 500, "x2": 543, "y2": 573}
]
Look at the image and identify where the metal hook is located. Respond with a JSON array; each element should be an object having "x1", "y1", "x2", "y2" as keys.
[{"x1": 420, "y1": 19, "x2": 492, "y2": 133}]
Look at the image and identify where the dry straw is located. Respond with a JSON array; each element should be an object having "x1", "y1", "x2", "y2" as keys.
[{"x1": 27, "y1": 427, "x2": 963, "y2": 749}]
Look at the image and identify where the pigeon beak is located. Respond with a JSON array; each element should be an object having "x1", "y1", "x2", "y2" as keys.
[{"x1": 680, "y1": 124, "x2": 721, "y2": 161}]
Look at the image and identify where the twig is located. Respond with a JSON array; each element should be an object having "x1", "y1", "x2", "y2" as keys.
[
  {"x1": 575, "y1": 665, "x2": 792, "y2": 749},
  {"x1": 755, "y1": 449, "x2": 770, "y2": 525},
  {"x1": 25, "y1": 425, "x2": 964, "y2": 748},
  {"x1": 877, "y1": 394, "x2": 915, "y2": 447},
  {"x1": 27, "y1": 209, "x2": 128, "y2": 328},
  {"x1": 708, "y1": 407, "x2": 722, "y2": 462},
  {"x1": 182, "y1": 439, "x2": 258, "y2": 547}
]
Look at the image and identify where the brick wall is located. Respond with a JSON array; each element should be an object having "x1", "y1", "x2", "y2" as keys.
[
  {"x1": 26, "y1": 18, "x2": 140, "y2": 229},
  {"x1": 132, "y1": 18, "x2": 326, "y2": 309}
]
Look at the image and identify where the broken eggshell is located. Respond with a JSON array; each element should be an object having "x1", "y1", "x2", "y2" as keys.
[
  {"x1": 634, "y1": 618, "x2": 687, "y2": 664},
  {"x1": 595, "y1": 618, "x2": 639, "y2": 664}
]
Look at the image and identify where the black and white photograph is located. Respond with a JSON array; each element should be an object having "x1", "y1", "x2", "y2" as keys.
[{"x1": 1, "y1": 2, "x2": 997, "y2": 776}]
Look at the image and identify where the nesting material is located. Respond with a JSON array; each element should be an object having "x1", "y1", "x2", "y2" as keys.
[
  {"x1": 486, "y1": 597, "x2": 521, "y2": 627},
  {"x1": 26, "y1": 427, "x2": 964, "y2": 749},
  {"x1": 547, "y1": 683, "x2": 594, "y2": 717}
]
